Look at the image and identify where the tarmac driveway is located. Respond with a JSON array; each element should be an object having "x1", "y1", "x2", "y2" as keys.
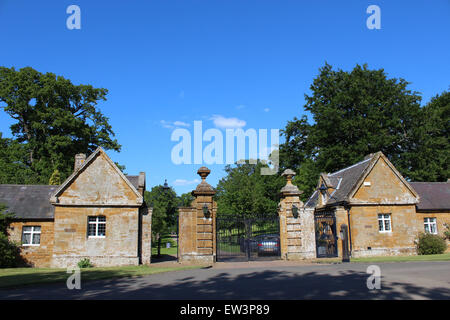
[{"x1": 1, "y1": 261, "x2": 450, "y2": 300}]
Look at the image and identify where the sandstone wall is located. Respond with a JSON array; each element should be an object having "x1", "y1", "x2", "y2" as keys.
[
  {"x1": 52, "y1": 206, "x2": 140, "y2": 267},
  {"x1": 7, "y1": 220, "x2": 54, "y2": 267}
]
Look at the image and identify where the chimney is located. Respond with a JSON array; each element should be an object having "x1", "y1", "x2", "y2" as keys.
[
  {"x1": 74, "y1": 153, "x2": 86, "y2": 171},
  {"x1": 138, "y1": 172, "x2": 146, "y2": 195}
]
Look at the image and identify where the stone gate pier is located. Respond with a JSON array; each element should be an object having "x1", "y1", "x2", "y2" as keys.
[
  {"x1": 177, "y1": 167, "x2": 316, "y2": 264},
  {"x1": 178, "y1": 167, "x2": 216, "y2": 263},
  {"x1": 278, "y1": 169, "x2": 316, "y2": 260}
]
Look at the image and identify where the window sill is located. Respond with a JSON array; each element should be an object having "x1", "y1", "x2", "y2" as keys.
[
  {"x1": 22, "y1": 244, "x2": 40, "y2": 247},
  {"x1": 88, "y1": 236, "x2": 106, "y2": 239}
]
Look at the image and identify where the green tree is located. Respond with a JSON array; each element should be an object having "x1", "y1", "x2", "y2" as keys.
[
  {"x1": 0, "y1": 133, "x2": 40, "y2": 184},
  {"x1": 215, "y1": 160, "x2": 285, "y2": 218},
  {"x1": 0, "y1": 203, "x2": 15, "y2": 235},
  {"x1": 178, "y1": 192, "x2": 194, "y2": 207},
  {"x1": 144, "y1": 185, "x2": 178, "y2": 257},
  {"x1": 407, "y1": 91, "x2": 449, "y2": 181},
  {"x1": 0, "y1": 66, "x2": 121, "y2": 184},
  {"x1": 48, "y1": 169, "x2": 61, "y2": 185},
  {"x1": 0, "y1": 203, "x2": 19, "y2": 267},
  {"x1": 279, "y1": 63, "x2": 447, "y2": 200},
  {"x1": 0, "y1": 233, "x2": 20, "y2": 267}
]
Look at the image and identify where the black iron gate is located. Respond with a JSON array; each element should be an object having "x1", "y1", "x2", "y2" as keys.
[
  {"x1": 216, "y1": 215, "x2": 280, "y2": 262},
  {"x1": 314, "y1": 211, "x2": 338, "y2": 258}
]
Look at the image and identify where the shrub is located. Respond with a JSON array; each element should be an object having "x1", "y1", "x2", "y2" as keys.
[
  {"x1": 0, "y1": 204, "x2": 15, "y2": 235},
  {"x1": 0, "y1": 233, "x2": 20, "y2": 267},
  {"x1": 77, "y1": 258, "x2": 93, "y2": 268},
  {"x1": 417, "y1": 233, "x2": 447, "y2": 255}
]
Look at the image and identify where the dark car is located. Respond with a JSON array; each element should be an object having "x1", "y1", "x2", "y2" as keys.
[
  {"x1": 239, "y1": 234, "x2": 280, "y2": 256},
  {"x1": 239, "y1": 235, "x2": 263, "y2": 253},
  {"x1": 256, "y1": 234, "x2": 280, "y2": 256}
]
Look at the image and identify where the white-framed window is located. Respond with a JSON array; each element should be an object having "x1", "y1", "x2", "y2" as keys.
[
  {"x1": 88, "y1": 216, "x2": 106, "y2": 238},
  {"x1": 22, "y1": 226, "x2": 41, "y2": 246},
  {"x1": 378, "y1": 214, "x2": 392, "y2": 232},
  {"x1": 424, "y1": 217, "x2": 437, "y2": 234}
]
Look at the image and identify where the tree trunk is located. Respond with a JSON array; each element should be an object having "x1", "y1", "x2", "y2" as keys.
[{"x1": 22, "y1": 118, "x2": 34, "y2": 164}]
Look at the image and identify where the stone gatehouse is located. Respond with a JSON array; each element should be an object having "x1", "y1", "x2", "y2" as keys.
[
  {"x1": 1, "y1": 148, "x2": 449, "y2": 268},
  {"x1": 1, "y1": 147, "x2": 152, "y2": 267},
  {"x1": 305, "y1": 151, "x2": 450, "y2": 258}
]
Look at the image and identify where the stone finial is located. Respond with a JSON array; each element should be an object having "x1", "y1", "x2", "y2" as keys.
[
  {"x1": 282, "y1": 169, "x2": 296, "y2": 183},
  {"x1": 280, "y1": 169, "x2": 303, "y2": 197},
  {"x1": 197, "y1": 166, "x2": 211, "y2": 181},
  {"x1": 74, "y1": 153, "x2": 86, "y2": 171},
  {"x1": 192, "y1": 167, "x2": 215, "y2": 196}
]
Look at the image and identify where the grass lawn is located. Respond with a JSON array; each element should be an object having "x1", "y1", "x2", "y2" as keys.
[
  {"x1": 152, "y1": 246, "x2": 177, "y2": 256},
  {"x1": 151, "y1": 235, "x2": 178, "y2": 257},
  {"x1": 0, "y1": 264, "x2": 203, "y2": 289}
]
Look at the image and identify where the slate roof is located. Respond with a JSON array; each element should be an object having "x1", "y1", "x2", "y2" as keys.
[
  {"x1": 325, "y1": 158, "x2": 372, "y2": 205},
  {"x1": 305, "y1": 190, "x2": 319, "y2": 208},
  {"x1": 305, "y1": 157, "x2": 373, "y2": 207},
  {"x1": 125, "y1": 175, "x2": 140, "y2": 190},
  {"x1": 410, "y1": 182, "x2": 450, "y2": 211},
  {"x1": 0, "y1": 185, "x2": 58, "y2": 219},
  {"x1": 0, "y1": 174, "x2": 142, "y2": 220}
]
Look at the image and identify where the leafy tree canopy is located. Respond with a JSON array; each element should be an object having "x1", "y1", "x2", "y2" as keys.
[
  {"x1": 48, "y1": 169, "x2": 61, "y2": 185},
  {"x1": 178, "y1": 192, "x2": 195, "y2": 207},
  {"x1": 279, "y1": 63, "x2": 449, "y2": 200},
  {"x1": 0, "y1": 66, "x2": 121, "y2": 184},
  {"x1": 144, "y1": 185, "x2": 179, "y2": 256},
  {"x1": 215, "y1": 160, "x2": 285, "y2": 218}
]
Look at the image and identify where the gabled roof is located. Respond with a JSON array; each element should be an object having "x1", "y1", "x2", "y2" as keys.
[
  {"x1": 306, "y1": 156, "x2": 373, "y2": 207},
  {"x1": 0, "y1": 185, "x2": 58, "y2": 219},
  {"x1": 348, "y1": 152, "x2": 418, "y2": 202},
  {"x1": 50, "y1": 147, "x2": 143, "y2": 206},
  {"x1": 326, "y1": 157, "x2": 373, "y2": 205},
  {"x1": 0, "y1": 149, "x2": 145, "y2": 218},
  {"x1": 410, "y1": 182, "x2": 450, "y2": 211},
  {"x1": 305, "y1": 152, "x2": 418, "y2": 207}
]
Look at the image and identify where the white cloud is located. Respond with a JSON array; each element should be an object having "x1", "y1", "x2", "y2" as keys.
[
  {"x1": 173, "y1": 121, "x2": 190, "y2": 127},
  {"x1": 160, "y1": 120, "x2": 174, "y2": 129},
  {"x1": 210, "y1": 115, "x2": 246, "y2": 129},
  {"x1": 160, "y1": 120, "x2": 190, "y2": 129},
  {"x1": 172, "y1": 179, "x2": 200, "y2": 186},
  {"x1": 264, "y1": 107, "x2": 270, "y2": 112}
]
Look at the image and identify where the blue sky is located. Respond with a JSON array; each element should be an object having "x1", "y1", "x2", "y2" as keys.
[{"x1": 0, "y1": 0, "x2": 449, "y2": 195}]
